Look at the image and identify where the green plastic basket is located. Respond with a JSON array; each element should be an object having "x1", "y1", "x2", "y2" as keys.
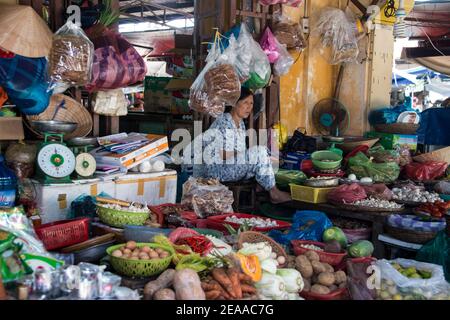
[
  {"x1": 106, "y1": 243, "x2": 174, "y2": 277},
  {"x1": 97, "y1": 205, "x2": 150, "y2": 228}
]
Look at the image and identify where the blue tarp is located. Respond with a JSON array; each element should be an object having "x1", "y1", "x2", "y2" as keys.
[{"x1": 417, "y1": 108, "x2": 450, "y2": 146}]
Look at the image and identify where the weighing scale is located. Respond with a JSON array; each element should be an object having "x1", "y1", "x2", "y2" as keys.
[
  {"x1": 31, "y1": 120, "x2": 78, "y2": 185},
  {"x1": 67, "y1": 137, "x2": 98, "y2": 180}
]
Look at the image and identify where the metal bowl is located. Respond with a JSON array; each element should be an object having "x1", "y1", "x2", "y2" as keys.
[
  {"x1": 31, "y1": 120, "x2": 77, "y2": 134},
  {"x1": 304, "y1": 177, "x2": 340, "y2": 187},
  {"x1": 68, "y1": 137, "x2": 99, "y2": 147}
]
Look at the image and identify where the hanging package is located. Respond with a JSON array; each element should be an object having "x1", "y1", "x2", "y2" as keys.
[
  {"x1": 49, "y1": 21, "x2": 94, "y2": 87},
  {"x1": 0, "y1": 51, "x2": 52, "y2": 115},
  {"x1": 85, "y1": 28, "x2": 147, "y2": 91},
  {"x1": 273, "y1": 13, "x2": 306, "y2": 51},
  {"x1": 260, "y1": 27, "x2": 294, "y2": 76},
  {"x1": 93, "y1": 89, "x2": 128, "y2": 116}
]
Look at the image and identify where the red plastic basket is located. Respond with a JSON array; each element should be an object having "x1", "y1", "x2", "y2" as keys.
[
  {"x1": 35, "y1": 218, "x2": 90, "y2": 251},
  {"x1": 149, "y1": 203, "x2": 189, "y2": 226},
  {"x1": 291, "y1": 240, "x2": 347, "y2": 266},
  {"x1": 206, "y1": 213, "x2": 291, "y2": 233}
]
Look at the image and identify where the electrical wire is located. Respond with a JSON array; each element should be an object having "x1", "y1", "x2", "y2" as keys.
[{"x1": 412, "y1": 16, "x2": 446, "y2": 56}]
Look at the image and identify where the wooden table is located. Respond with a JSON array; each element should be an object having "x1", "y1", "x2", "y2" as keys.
[{"x1": 285, "y1": 201, "x2": 398, "y2": 259}]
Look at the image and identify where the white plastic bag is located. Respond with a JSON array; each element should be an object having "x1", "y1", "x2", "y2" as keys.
[
  {"x1": 314, "y1": 7, "x2": 359, "y2": 65},
  {"x1": 93, "y1": 89, "x2": 128, "y2": 116},
  {"x1": 375, "y1": 258, "x2": 450, "y2": 300},
  {"x1": 260, "y1": 27, "x2": 294, "y2": 76},
  {"x1": 49, "y1": 21, "x2": 94, "y2": 87}
]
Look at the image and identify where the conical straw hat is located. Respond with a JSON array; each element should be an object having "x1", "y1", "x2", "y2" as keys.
[{"x1": 0, "y1": 4, "x2": 53, "y2": 58}]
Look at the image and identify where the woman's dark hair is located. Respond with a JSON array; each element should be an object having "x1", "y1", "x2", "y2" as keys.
[{"x1": 224, "y1": 87, "x2": 254, "y2": 113}]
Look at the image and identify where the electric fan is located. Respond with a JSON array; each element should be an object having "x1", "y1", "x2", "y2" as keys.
[{"x1": 312, "y1": 98, "x2": 350, "y2": 139}]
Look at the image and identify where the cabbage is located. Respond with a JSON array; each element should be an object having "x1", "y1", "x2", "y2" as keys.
[
  {"x1": 254, "y1": 272, "x2": 286, "y2": 299},
  {"x1": 261, "y1": 258, "x2": 278, "y2": 274},
  {"x1": 276, "y1": 268, "x2": 304, "y2": 293},
  {"x1": 238, "y1": 242, "x2": 272, "y2": 261}
]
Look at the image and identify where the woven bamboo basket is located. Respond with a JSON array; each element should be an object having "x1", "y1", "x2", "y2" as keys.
[
  {"x1": 385, "y1": 225, "x2": 437, "y2": 244},
  {"x1": 373, "y1": 123, "x2": 419, "y2": 135},
  {"x1": 26, "y1": 94, "x2": 92, "y2": 140},
  {"x1": 237, "y1": 231, "x2": 288, "y2": 267},
  {"x1": 413, "y1": 146, "x2": 450, "y2": 164}
]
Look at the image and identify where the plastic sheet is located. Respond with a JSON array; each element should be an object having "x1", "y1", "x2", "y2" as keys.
[
  {"x1": 85, "y1": 28, "x2": 147, "y2": 91},
  {"x1": 49, "y1": 21, "x2": 94, "y2": 87},
  {"x1": 315, "y1": 7, "x2": 359, "y2": 65},
  {"x1": 416, "y1": 231, "x2": 450, "y2": 282},
  {"x1": 404, "y1": 161, "x2": 448, "y2": 181}
]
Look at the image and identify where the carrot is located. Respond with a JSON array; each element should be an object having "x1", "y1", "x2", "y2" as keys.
[
  {"x1": 239, "y1": 273, "x2": 253, "y2": 283},
  {"x1": 227, "y1": 268, "x2": 242, "y2": 299},
  {"x1": 205, "y1": 290, "x2": 222, "y2": 300},
  {"x1": 212, "y1": 268, "x2": 236, "y2": 298},
  {"x1": 240, "y1": 284, "x2": 257, "y2": 294}
]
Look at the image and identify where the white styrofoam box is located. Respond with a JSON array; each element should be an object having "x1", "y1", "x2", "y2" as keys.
[
  {"x1": 114, "y1": 170, "x2": 177, "y2": 205},
  {"x1": 33, "y1": 179, "x2": 116, "y2": 224}
]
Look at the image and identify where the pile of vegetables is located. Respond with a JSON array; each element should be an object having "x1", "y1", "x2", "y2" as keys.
[
  {"x1": 201, "y1": 267, "x2": 257, "y2": 300},
  {"x1": 295, "y1": 250, "x2": 347, "y2": 296},
  {"x1": 417, "y1": 201, "x2": 450, "y2": 218}
]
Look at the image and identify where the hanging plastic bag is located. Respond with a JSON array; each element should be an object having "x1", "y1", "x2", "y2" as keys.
[
  {"x1": 374, "y1": 258, "x2": 450, "y2": 300},
  {"x1": 273, "y1": 13, "x2": 306, "y2": 51},
  {"x1": 268, "y1": 210, "x2": 333, "y2": 246},
  {"x1": 49, "y1": 21, "x2": 94, "y2": 87},
  {"x1": 93, "y1": 89, "x2": 128, "y2": 116},
  {"x1": 0, "y1": 51, "x2": 52, "y2": 115},
  {"x1": 348, "y1": 152, "x2": 400, "y2": 183},
  {"x1": 314, "y1": 7, "x2": 359, "y2": 65},
  {"x1": 416, "y1": 231, "x2": 450, "y2": 282},
  {"x1": 85, "y1": 28, "x2": 147, "y2": 91},
  {"x1": 238, "y1": 24, "x2": 271, "y2": 90},
  {"x1": 260, "y1": 27, "x2": 294, "y2": 76},
  {"x1": 404, "y1": 161, "x2": 448, "y2": 181}
]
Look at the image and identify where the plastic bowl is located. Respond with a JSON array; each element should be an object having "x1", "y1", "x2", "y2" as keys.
[
  {"x1": 311, "y1": 151, "x2": 343, "y2": 170},
  {"x1": 291, "y1": 240, "x2": 347, "y2": 266}
]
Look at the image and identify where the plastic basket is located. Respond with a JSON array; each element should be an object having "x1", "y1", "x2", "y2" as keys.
[
  {"x1": 35, "y1": 218, "x2": 90, "y2": 251},
  {"x1": 207, "y1": 213, "x2": 291, "y2": 233},
  {"x1": 106, "y1": 243, "x2": 174, "y2": 277},
  {"x1": 97, "y1": 204, "x2": 149, "y2": 228},
  {"x1": 149, "y1": 203, "x2": 189, "y2": 226},
  {"x1": 291, "y1": 240, "x2": 347, "y2": 266},
  {"x1": 289, "y1": 184, "x2": 336, "y2": 203}
]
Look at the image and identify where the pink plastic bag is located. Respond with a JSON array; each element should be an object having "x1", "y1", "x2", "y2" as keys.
[
  {"x1": 327, "y1": 183, "x2": 367, "y2": 204},
  {"x1": 260, "y1": 27, "x2": 294, "y2": 76},
  {"x1": 85, "y1": 29, "x2": 147, "y2": 91}
]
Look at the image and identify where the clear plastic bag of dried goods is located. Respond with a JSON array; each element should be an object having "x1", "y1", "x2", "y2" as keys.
[
  {"x1": 260, "y1": 27, "x2": 294, "y2": 76},
  {"x1": 273, "y1": 13, "x2": 306, "y2": 52},
  {"x1": 49, "y1": 21, "x2": 94, "y2": 87},
  {"x1": 314, "y1": 7, "x2": 359, "y2": 65},
  {"x1": 189, "y1": 31, "x2": 241, "y2": 117},
  {"x1": 181, "y1": 177, "x2": 234, "y2": 218}
]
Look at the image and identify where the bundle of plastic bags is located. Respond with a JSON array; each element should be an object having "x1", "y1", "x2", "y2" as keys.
[{"x1": 260, "y1": 27, "x2": 294, "y2": 76}]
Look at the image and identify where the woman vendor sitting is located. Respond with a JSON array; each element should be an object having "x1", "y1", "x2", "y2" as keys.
[{"x1": 194, "y1": 87, "x2": 291, "y2": 204}]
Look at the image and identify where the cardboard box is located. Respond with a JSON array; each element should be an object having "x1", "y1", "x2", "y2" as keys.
[
  {"x1": 0, "y1": 117, "x2": 24, "y2": 140},
  {"x1": 92, "y1": 134, "x2": 169, "y2": 170},
  {"x1": 366, "y1": 131, "x2": 418, "y2": 152},
  {"x1": 114, "y1": 170, "x2": 177, "y2": 205},
  {"x1": 33, "y1": 179, "x2": 116, "y2": 224}
]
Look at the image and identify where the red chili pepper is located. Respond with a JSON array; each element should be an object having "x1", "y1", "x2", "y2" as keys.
[{"x1": 175, "y1": 236, "x2": 213, "y2": 255}]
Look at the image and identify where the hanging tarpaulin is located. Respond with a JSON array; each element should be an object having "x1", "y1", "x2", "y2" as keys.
[{"x1": 413, "y1": 56, "x2": 450, "y2": 77}]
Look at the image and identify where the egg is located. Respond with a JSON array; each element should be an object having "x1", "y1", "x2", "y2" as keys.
[
  {"x1": 138, "y1": 252, "x2": 149, "y2": 260},
  {"x1": 130, "y1": 256, "x2": 140, "y2": 260},
  {"x1": 126, "y1": 241, "x2": 137, "y2": 250},
  {"x1": 141, "y1": 246, "x2": 151, "y2": 253},
  {"x1": 155, "y1": 248, "x2": 163, "y2": 254},
  {"x1": 348, "y1": 174, "x2": 357, "y2": 181},
  {"x1": 159, "y1": 251, "x2": 169, "y2": 259},
  {"x1": 122, "y1": 248, "x2": 132, "y2": 255},
  {"x1": 122, "y1": 253, "x2": 131, "y2": 259},
  {"x1": 149, "y1": 252, "x2": 159, "y2": 259},
  {"x1": 360, "y1": 177, "x2": 373, "y2": 184},
  {"x1": 112, "y1": 250, "x2": 123, "y2": 257}
]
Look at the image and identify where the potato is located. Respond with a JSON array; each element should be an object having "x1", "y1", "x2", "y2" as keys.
[
  {"x1": 303, "y1": 278, "x2": 311, "y2": 292},
  {"x1": 311, "y1": 261, "x2": 326, "y2": 274},
  {"x1": 334, "y1": 271, "x2": 347, "y2": 284},
  {"x1": 318, "y1": 272, "x2": 336, "y2": 286},
  {"x1": 311, "y1": 284, "x2": 331, "y2": 295},
  {"x1": 295, "y1": 255, "x2": 313, "y2": 279},
  {"x1": 305, "y1": 250, "x2": 320, "y2": 262},
  {"x1": 126, "y1": 241, "x2": 137, "y2": 250},
  {"x1": 322, "y1": 263, "x2": 334, "y2": 273}
]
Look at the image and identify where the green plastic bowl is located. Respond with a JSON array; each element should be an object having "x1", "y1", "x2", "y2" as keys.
[
  {"x1": 106, "y1": 243, "x2": 174, "y2": 277},
  {"x1": 97, "y1": 204, "x2": 150, "y2": 228},
  {"x1": 311, "y1": 151, "x2": 343, "y2": 170}
]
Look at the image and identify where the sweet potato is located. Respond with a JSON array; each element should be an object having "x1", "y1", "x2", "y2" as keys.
[
  {"x1": 212, "y1": 268, "x2": 235, "y2": 298},
  {"x1": 153, "y1": 288, "x2": 176, "y2": 300},
  {"x1": 144, "y1": 269, "x2": 176, "y2": 300},
  {"x1": 311, "y1": 261, "x2": 326, "y2": 274},
  {"x1": 318, "y1": 272, "x2": 336, "y2": 286},
  {"x1": 311, "y1": 284, "x2": 331, "y2": 295},
  {"x1": 295, "y1": 255, "x2": 313, "y2": 279},
  {"x1": 305, "y1": 250, "x2": 320, "y2": 262},
  {"x1": 205, "y1": 290, "x2": 222, "y2": 300},
  {"x1": 173, "y1": 269, "x2": 205, "y2": 300}
]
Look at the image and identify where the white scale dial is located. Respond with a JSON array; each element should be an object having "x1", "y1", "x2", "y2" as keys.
[
  {"x1": 37, "y1": 144, "x2": 76, "y2": 178},
  {"x1": 75, "y1": 153, "x2": 96, "y2": 177}
]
